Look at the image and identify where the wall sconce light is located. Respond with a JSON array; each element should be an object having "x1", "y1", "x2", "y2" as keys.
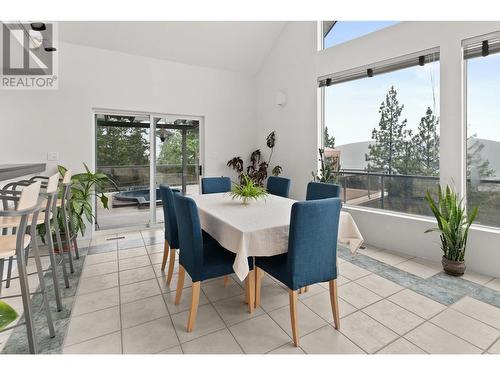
[{"x1": 276, "y1": 91, "x2": 287, "y2": 107}]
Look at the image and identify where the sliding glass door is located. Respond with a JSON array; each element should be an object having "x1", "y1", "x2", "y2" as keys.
[
  {"x1": 95, "y1": 114, "x2": 151, "y2": 230},
  {"x1": 154, "y1": 116, "x2": 200, "y2": 224},
  {"x1": 95, "y1": 112, "x2": 201, "y2": 231}
]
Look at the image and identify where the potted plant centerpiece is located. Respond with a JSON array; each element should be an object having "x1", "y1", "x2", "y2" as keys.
[
  {"x1": 425, "y1": 185, "x2": 478, "y2": 276},
  {"x1": 229, "y1": 174, "x2": 268, "y2": 206}
]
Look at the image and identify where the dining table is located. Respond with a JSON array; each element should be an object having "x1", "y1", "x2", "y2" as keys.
[{"x1": 190, "y1": 192, "x2": 364, "y2": 281}]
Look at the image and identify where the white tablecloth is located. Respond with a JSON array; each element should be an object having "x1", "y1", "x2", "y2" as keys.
[{"x1": 190, "y1": 193, "x2": 363, "y2": 280}]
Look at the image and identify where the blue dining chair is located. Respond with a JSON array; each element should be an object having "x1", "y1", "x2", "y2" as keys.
[
  {"x1": 267, "y1": 176, "x2": 291, "y2": 198},
  {"x1": 173, "y1": 193, "x2": 255, "y2": 332},
  {"x1": 159, "y1": 184, "x2": 180, "y2": 285},
  {"x1": 306, "y1": 181, "x2": 340, "y2": 200},
  {"x1": 254, "y1": 197, "x2": 342, "y2": 346},
  {"x1": 201, "y1": 176, "x2": 231, "y2": 194},
  {"x1": 201, "y1": 176, "x2": 233, "y2": 286}
]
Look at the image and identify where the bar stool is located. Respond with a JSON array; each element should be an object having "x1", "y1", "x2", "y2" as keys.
[
  {"x1": 0, "y1": 181, "x2": 55, "y2": 354},
  {"x1": 30, "y1": 170, "x2": 78, "y2": 274},
  {"x1": 0, "y1": 174, "x2": 70, "y2": 311}
]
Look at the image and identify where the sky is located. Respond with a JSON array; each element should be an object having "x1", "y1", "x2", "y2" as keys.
[
  {"x1": 467, "y1": 53, "x2": 500, "y2": 141},
  {"x1": 324, "y1": 21, "x2": 399, "y2": 48},
  {"x1": 324, "y1": 21, "x2": 500, "y2": 148},
  {"x1": 325, "y1": 60, "x2": 440, "y2": 146}
]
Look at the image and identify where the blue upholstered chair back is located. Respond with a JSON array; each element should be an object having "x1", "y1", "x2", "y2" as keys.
[
  {"x1": 159, "y1": 184, "x2": 180, "y2": 249},
  {"x1": 267, "y1": 176, "x2": 291, "y2": 198},
  {"x1": 286, "y1": 198, "x2": 341, "y2": 289},
  {"x1": 306, "y1": 182, "x2": 340, "y2": 200},
  {"x1": 173, "y1": 193, "x2": 204, "y2": 280},
  {"x1": 201, "y1": 177, "x2": 231, "y2": 194}
]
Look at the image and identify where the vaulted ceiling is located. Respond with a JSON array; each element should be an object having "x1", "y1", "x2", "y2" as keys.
[{"x1": 59, "y1": 21, "x2": 286, "y2": 75}]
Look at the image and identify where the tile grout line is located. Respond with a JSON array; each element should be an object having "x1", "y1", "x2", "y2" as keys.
[
  {"x1": 114, "y1": 237, "x2": 124, "y2": 354},
  {"x1": 204, "y1": 286, "x2": 247, "y2": 354},
  {"x1": 372, "y1": 297, "x2": 486, "y2": 354},
  {"x1": 260, "y1": 284, "x2": 358, "y2": 354},
  {"x1": 484, "y1": 335, "x2": 500, "y2": 354},
  {"x1": 298, "y1": 275, "x2": 445, "y2": 354},
  {"x1": 296, "y1": 317, "x2": 365, "y2": 354},
  {"x1": 143, "y1": 233, "x2": 185, "y2": 354},
  {"x1": 448, "y1": 303, "x2": 500, "y2": 331},
  {"x1": 266, "y1": 341, "x2": 306, "y2": 354},
  {"x1": 199, "y1": 276, "x2": 249, "y2": 342},
  {"x1": 60, "y1": 242, "x2": 95, "y2": 352}
]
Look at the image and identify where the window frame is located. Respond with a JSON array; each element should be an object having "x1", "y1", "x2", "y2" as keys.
[
  {"x1": 319, "y1": 48, "x2": 441, "y2": 219},
  {"x1": 462, "y1": 31, "x2": 500, "y2": 230}
]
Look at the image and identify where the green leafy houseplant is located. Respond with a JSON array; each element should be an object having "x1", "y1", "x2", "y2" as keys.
[
  {"x1": 227, "y1": 131, "x2": 282, "y2": 186},
  {"x1": 425, "y1": 185, "x2": 478, "y2": 276},
  {"x1": 38, "y1": 163, "x2": 117, "y2": 242},
  {"x1": 312, "y1": 148, "x2": 340, "y2": 184},
  {"x1": 229, "y1": 174, "x2": 269, "y2": 206},
  {"x1": 0, "y1": 301, "x2": 18, "y2": 330}
]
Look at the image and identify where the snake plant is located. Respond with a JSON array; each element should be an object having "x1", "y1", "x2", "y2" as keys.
[{"x1": 425, "y1": 185, "x2": 478, "y2": 261}]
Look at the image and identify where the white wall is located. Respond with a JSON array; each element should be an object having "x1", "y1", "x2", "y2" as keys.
[
  {"x1": 0, "y1": 42, "x2": 258, "y2": 175},
  {"x1": 0, "y1": 42, "x2": 258, "y2": 236},
  {"x1": 256, "y1": 21, "x2": 500, "y2": 277}
]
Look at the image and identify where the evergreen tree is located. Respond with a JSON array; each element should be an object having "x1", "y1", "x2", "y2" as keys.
[
  {"x1": 467, "y1": 133, "x2": 495, "y2": 178},
  {"x1": 96, "y1": 126, "x2": 149, "y2": 166},
  {"x1": 366, "y1": 86, "x2": 407, "y2": 174},
  {"x1": 157, "y1": 129, "x2": 199, "y2": 165},
  {"x1": 324, "y1": 126, "x2": 336, "y2": 148},
  {"x1": 395, "y1": 129, "x2": 420, "y2": 175},
  {"x1": 414, "y1": 107, "x2": 440, "y2": 176}
]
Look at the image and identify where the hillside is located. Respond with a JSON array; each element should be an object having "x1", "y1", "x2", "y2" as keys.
[{"x1": 335, "y1": 138, "x2": 500, "y2": 176}]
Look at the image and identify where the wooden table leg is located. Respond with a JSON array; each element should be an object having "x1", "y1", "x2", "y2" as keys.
[
  {"x1": 254, "y1": 267, "x2": 261, "y2": 308},
  {"x1": 245, "y1": 270, "x2": 254, "y2": 314}
]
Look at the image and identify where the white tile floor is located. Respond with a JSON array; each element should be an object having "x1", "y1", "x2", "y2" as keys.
[{"x1": 7, "y1": 229, "x2": 500, "y2": 355}]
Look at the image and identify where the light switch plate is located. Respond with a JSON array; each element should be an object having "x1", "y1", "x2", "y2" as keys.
[{"x1": 47, "y1": 152, "x2": 59, "y2": 161}]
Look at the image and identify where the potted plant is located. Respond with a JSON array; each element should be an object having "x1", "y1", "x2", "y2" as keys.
[
  {"x1": 425, "y1": 185, "x2": 478, "y2": 276},
  {"x1": 312, "y1": 148, "x2": 341, "y2": 184},
  {"x1": 38, "y1": 163, "x2": 116, "y2": 248},
  {"x1": 227, "y1": 131, "x2": 282, "y2": 186},
  {"x1": 0, "y1": 301, "x2": 18, "y2": 330},
  {"x1": 229, "y1": 174, "x2": 268, "y2": 206}
]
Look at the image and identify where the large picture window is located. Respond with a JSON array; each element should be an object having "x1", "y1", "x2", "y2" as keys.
[
  {"x1": 465, "y1": 38, "x2": 500, "y2": 228},
  {"x1": 320, "y1": 52, "x2": 440, "y2": 217}
]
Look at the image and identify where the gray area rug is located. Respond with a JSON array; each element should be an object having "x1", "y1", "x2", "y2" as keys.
[{"x1": 1, "y1": 246, "x2": 87, "y2": 354}]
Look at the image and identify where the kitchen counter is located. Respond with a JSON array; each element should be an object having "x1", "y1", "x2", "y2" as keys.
[{"x1": 0, "y1": 163, "x2": 46, "y2": 181}]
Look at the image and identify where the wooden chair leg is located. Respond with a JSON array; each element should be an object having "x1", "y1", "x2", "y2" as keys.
[
  {"x1": 187, "y1": 281, "x2": 201, "y2": 332},
  {"x1": 161, "y1": 240, "x2": 169, "y2": 271},
  {"x1": 254, "y1": 267, "x2": 262, "y2": 308},
  {"x1": 223, "y1": 275, "x2": 230, "y2": 287},
  {"x1": 304, "y1": 286, "x2": 309, "y2": 293},
  {"x1": 166, "y1": 249, "x2": 176, "y2": 285},
  {"x1": 175, "y1": 265, "x2": 186, "y2": 305},
  {"x1": 245, "y1": 270, "x2": 255, "y2": 314},
  {"x1": 329, "y1": 279, "x2": 340, "y2": 329},
  {"x1": 289, "y1": 289, "x2": 299, "y2": 347}
]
